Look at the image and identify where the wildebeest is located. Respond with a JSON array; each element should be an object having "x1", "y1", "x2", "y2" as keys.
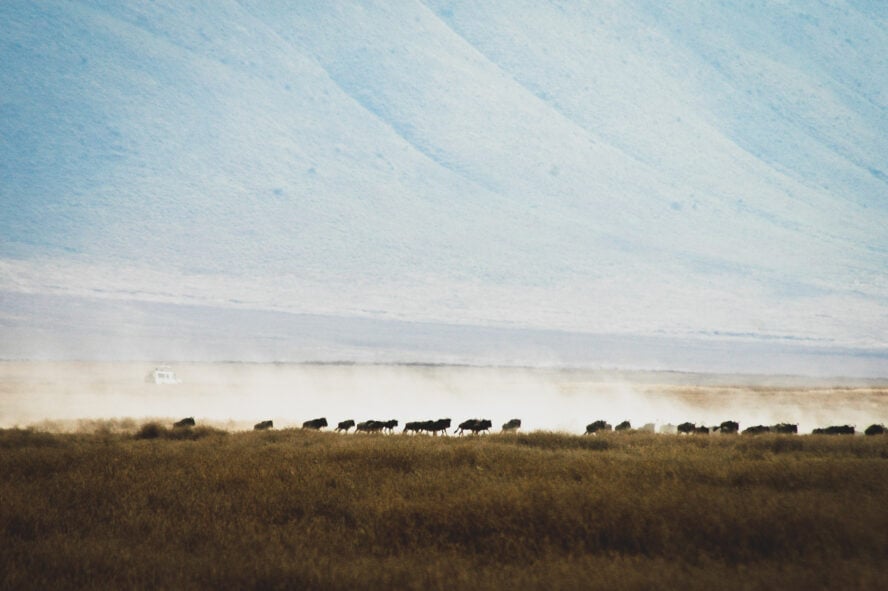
[
  {"x1": 584, "y1": 420, "x2": 613, "y2": 435},
  {"x1": 615, "y1": 420, "x2": 632, "y2": 432},
  {"x1": 456, "y1": 419, "x2": 492, "y2": 435},
  {"x1": 335, "y1": 419, "x2": 355, "y2": 433},
  {"x1": 773, "y1": 423, "x2": 798, "y2": 434},
  {"x1": 403, "y1": 420, "x2": 424, "y2": 434},
  {"x1": 502, "y1": 419, "x2": 522, "y2": 432},
  {"x1": 403, "y1": 419, "x2": 450, "y2": 435},
  {"x1": 694, "y1": 426, "x2": 710, "y2": 435},
  {"x1": 864, "y1": 424, "x2": 885, "y2": 436},
  {"x1": 742, "y1": 425, "x2": 771, "y2": 435},
  {"x1": 382, "y1": 419, "x2": 398, "y2": 433},
  {"x1": 677, "y1": 422, "x2": 696, "y2": 435},
  {"x1": 714, "y1": 420, "x2": 739, "y2": 434},
  {"x1": 356, "y1": 420, "x2": 385, "y2": 433},
  {"x1": 813, "y1": 425, "x2": 854, "y2": 435},
  {"x1": 302, "y1": 417, "x2": 328, "y2": 430},
  {"x1": 455, "y1": 419, "x2": 473, "y2": 435},
  {"x1": 426, "y1": 418, "x2": 451, "y2": 436},
  {"x1": 476, "y1": 419, "x2": 493, "y2": 434},
  {"x1": 173, "y1": 417, "x2": 195, "y2": 428},
  {"x1": 253, "y1": 420, "x2": 273, "y2": 430}
]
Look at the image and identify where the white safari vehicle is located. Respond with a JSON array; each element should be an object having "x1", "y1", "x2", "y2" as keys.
[{"x1": 146, "y1": 366, "x2": 181, "y2": 384}]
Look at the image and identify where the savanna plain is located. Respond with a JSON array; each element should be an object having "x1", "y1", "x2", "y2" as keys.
[{"x1": 2, "y1": 363, "x2": 888, "y2": 590}]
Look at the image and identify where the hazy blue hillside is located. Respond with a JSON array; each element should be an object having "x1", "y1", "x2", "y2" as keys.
[{"x1": 1, "y1": 1, "x2": 886, "y2": 370}]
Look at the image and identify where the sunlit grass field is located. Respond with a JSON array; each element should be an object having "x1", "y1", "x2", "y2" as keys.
[{"x1": 2, "y1": 426, "x2": 887, "y2": 590}]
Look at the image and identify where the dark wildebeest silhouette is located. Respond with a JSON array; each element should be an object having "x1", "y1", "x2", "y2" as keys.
[
  {"x1": 455, "y1": 419, "x2": 474, "y2": 435},
  {"x1": 335, "y1": 420, "x2": 355, "y2": 433},
  {"x1": 714, "y1": 420, "x2": 739, "y2": 434},
  {"x1": 456, "y1": 419, "x2": 492, "y2": 435},
  {"x1": 426, "y1": 418, "x2": 451, "y2": 436},
  {"x1": 694, "y1": 426, "x2": 710, "y2": 435},
  {"x1": 502, "y1": 419, "x2": 522, "y2": 432},
  {"x1": 173, "y1": 417, "x2": 195, "y2": 428},
  {"x1": 585, "y1": 420, "x2": 613, "y2": 435},
  {"x1": 743, "y1": 425, "x2": 771, "y2": 435},
  {"x1": 475, "y1": 419, "x2": 493, "y2": 434},
  {"x1": 813, "y1": 425, "x2": 854, "y2": 435},
  {"x1": 677, "y1": 422, "x2": 696, "y2": 435},
  {"x1": 356, "y1": 420, "x2": 385, "y2": 433},
  {"x1": 773, "y1": 423, "x2": 798, "y2": 434},
  {"x1": 382, "y1": 419, "x2": 398, "y2": 433},
  {"x1": 254, "y1": 420, "x2": 273, "y2": 430},
  {"x1": 302, "y1": 417, "x2": 328, "y2": 430},
  {"x1": 403, "y1": 420, "x2": 424, "y2": 434},
  {"x1": 615, "y1": 420, "x2": 632, "y2": 432},
  {"x1": 864, "y1": 424, "x2": 885, "y2": 436}
]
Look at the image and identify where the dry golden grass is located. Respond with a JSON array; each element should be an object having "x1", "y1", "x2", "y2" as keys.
[{"x1": 2, "y1": 427, "x2": 887, "y2": 590}]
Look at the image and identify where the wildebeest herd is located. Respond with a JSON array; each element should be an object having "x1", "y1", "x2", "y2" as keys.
[
  {"x1": 169, "y1": 416, "x2": 887, "y2": 436},
  {"x1": 581, "y1": 419, "x2": 866, "y2": 435}
]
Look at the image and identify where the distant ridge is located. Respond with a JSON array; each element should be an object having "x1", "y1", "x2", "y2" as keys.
[{"x1": 1, "y1": 1, "x2": 886, "y2": 366}]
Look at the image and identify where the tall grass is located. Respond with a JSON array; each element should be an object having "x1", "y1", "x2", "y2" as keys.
[{"x1": 2, "y1": 427, "x2": 886, "y2": 590}]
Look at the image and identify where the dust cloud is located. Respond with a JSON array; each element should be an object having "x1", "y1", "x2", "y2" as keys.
[{"x1": 1, "y1": 362, "x2": 886, "y2": 434}]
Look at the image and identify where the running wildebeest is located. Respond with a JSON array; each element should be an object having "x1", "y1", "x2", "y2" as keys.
[
  {"x1": 302, "y1": 417, "x2": 328, "y2": 430},
  {"x1": 455, "y1": 419, "x2": 476, "y2": 435},
  {"x1": 694, "y1": 426, "x2": 710, "y2": 435},
  {"x1": 476, "y1": 419, "x2": 493, "y2": 434},
  {"x1": 456, "y1": 419, "x2": 492, "y2": 435},
  {"x1": 403, "y1": 420, "x2": 424, "y2": 434},
  {"x1": 253, "y1": 420, "x2": 273, "y2": 430},
  {"x1": 502, "y1": 419, "x2": 522, "y2": 432},
  {"x1": 615, "y1": 420, "x2": 632, "y2": 432},
  {"x1": 864, "y1": 424, "x2": 886, "y2": 436},
  {"x1": 356, "y1": 420, "x2": 385, "y2": 433},
  {"x1": 585, "y1": 420, "x2": 613, "y2": 435},
  {"x1": 426, "y1": 418, "x2": 451, "y2": 436},
  {"x1": 714, "y1": 420, "x2": 739, "y2": 434},
  {"x1": 382, "y1": 419, "x2": 398, "y2": 433},
  {"x1": 677, "y1": 422, "x2": 696, "y2": 435},
  {"x1": 773, "y1": 423, "x2": 798, "y2": 434},
  {"x1": 335, "y1": 420, "x2": 355, "y2": 433},
  {"x1": 743, "y1": 425, "x2": 771, "y2": 435},
  {"x1": 813, "y1": 425, "x2": 854, "y2": 435},
  {"x1": 173, "y1": 417, "x2": 195, "y2": 428}
]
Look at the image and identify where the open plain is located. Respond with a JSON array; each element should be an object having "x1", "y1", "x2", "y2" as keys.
[
  {"x1": 2, "y1": 362, "x2": 888, "y2": 589},
  {"x1": 2, "y1": 425, "x2": 888, "y2": 590}
]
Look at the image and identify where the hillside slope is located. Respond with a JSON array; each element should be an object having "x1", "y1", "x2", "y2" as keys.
[{"x1": 1, "y1": 1, "x2": 886, "y2": 365}]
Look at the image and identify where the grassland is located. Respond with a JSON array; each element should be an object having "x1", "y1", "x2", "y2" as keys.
[{"x1": 2, "y1": 426, "x2": 887, "y2": 590}]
